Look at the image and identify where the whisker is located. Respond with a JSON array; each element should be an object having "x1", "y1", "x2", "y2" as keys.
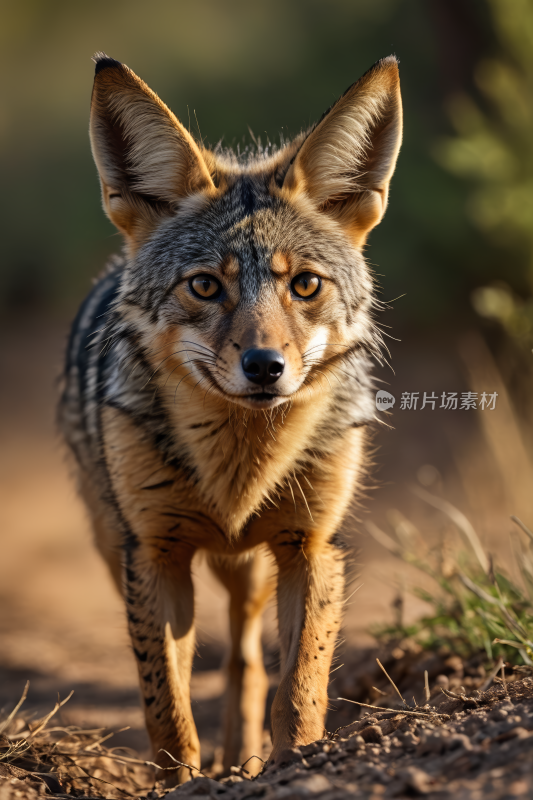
[
  {"x1": 144, "y1": 350, "x2": 216, "y2": 387},
  {"x1": 173, "y1": 370, "x2": 195, "y2": 404},
  {"x1": 286, "y1": 479, "x2": 297, "y2": 512},
  {"x1": 302, "y1": 360, "x2": 351, "y2": 384},
  {"x1": 189, "y1": 375, "x2": 209, "y2": 402},
  {"x1": 301, "y1": 342, "x2": 345, "y2": 358},
  {"x1": 147, "y1": 347, "x2": 216, "y2": 372},
  {"x1": 309, "y1": 369, "x2": 334, "y2": 390},
  {"x1": 145, "y1": 339, "x2": 218, "y2": 361},
  {"x1": 202, "y1": 383, "x2": 218, "y2": 409},
  {"x1": 293, "y1": 476, "x2": 313, "y2": 522},
  {"x1": 145, "y1": 339, "x2": 187, "y2": 358},
  {"x1": 160, "y1": 358, "x2": 214, "y2": 390},
  {"x1": 181, "y1": 340, "x2": 218, "y2": 357}
]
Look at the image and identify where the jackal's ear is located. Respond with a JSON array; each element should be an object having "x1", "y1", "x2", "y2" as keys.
[
  {"x1": 90, "y1": 54, "x2": 214, "y2": 251},
  {"x1": 283, "y1": 56, "x2": 402, "y2": 247}
]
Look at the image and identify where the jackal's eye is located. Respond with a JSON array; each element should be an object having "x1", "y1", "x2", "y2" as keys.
[
  {"x1": 291, "y1": 272, "x2": 321, "y2": 299},
  {"x1": 189, "y1": 275, "x2": 222, "y2": 300}
]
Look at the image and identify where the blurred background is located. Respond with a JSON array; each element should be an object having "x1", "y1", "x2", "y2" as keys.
[{"x1": 1, "y1": 0, "x2": 532, "y2": 767}]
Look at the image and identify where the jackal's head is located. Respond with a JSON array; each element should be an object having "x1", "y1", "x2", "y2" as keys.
[{"x1": 90, "y1": 55, "x2": 402, "y2": 411}]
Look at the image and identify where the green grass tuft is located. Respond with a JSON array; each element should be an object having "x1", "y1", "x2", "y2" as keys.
[{"x1": 367, "y1": 495, "x2": 533, "y2": 666}]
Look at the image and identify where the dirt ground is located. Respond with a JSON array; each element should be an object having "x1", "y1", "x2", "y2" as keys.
[
  {"x1": 2, "y1": 646, "x2": 532, "y2": 798},
  {"x1": 0, "y1": 314, "x2": 529, "y2": 790}
]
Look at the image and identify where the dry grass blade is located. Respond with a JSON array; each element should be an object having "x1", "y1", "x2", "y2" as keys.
[
  {"x1": 61, "y1": 763, "x2": 136, "y2": 798},
  {"x1": 440, "y1": 687, "x2": 467, "y2": 701},
  {"x1": 0, "y1": 681, "x2": 29, "y2": 735},
  {"x1": 511, "y1": 515, "x2": 533, "y2": 543},
  {"x1": 411, "y1": 485, "x2": 490, "y2": 574},
  {"x1": 336, "y1": 697, "x2": 450, "y2": 720},
  {"x1": 0, "y1": 689, "x2": 155, "y2": 798},
  {"x1": 480, "y1": 656, "x2": 504, "y2": 692},
  {"x1": 83, "y1": 726, "x2": 130, "y2": 752},
  {"x1": 493, "y1": 637, "x2": 533, "y2": 652},
  {"x1": 158, "y1": 748, "x2": 207, "y2": 777},
  {"x1": 29, "y1": 690, "x2": 74, "y2": 737},
  {"x1": 240, "y1": 754, "x2": 265, "y2": 773},
  {"x1": 424, "y1": 670, "x2": 430, "y2": 703},
  {"x1": 0, "y1": 737, "x2": 32, "y2": 762},
  {"x1": 458, "y1": 572, "x2": 500, "y2": 605},
  {"x1": 376, "y1": 658, "x2": 409, "y2": 708},
  {"x1": 365, "y1": 521, "x2": 402, "y2": 556},
  {"x1": 388, "y1": 509, "x2": 420, "y2": 552}
]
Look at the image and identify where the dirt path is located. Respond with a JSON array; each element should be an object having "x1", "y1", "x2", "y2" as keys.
[
  {"x1": 0, "y1": 319, "x2": 423, "y2": 759},
  {"x1": 0, "y1": 316, "x2": 523, "y2": 778},
  {"x1": 163, "y1": 677, "x2": 533, "y2": 799},
  {"x1": 1, "y1": 663, "x2": 532, "y2": 798}
]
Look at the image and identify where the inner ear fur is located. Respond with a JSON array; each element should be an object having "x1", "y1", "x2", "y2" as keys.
[
  {"x1": 90, "y1": 54, "x2": 214, "y2": 250},
  {"x1": 284, "y1": 56, "x2": 402, "y2": 247}
]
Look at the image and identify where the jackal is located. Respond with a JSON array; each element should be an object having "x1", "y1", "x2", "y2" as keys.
[{"x1": 59, "y1": 53, "x2": 402, "y2": 783}]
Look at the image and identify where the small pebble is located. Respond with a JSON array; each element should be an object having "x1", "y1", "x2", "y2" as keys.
[
  {"x1": 274, "y1": 747, "x2": 303, "y2": 767},
  {"x1": 291, "y1": 774, "x2": 332, "y2": 793},
  {"x1": 508, "y1": 779, "x2": 530, "y2": 796},
  {"x1": 217, "y1": 775, "x2": 243, "y2": 787},
  {"x1": 390, "y1": 736, "x2": 402, "y2": 748},
  {"x1": 310, "y1": 751, "x2": 328, "y2": 766},
  {"x1": 399, "y1": 731, "x2": 420, "y2": 749},
  {"x1": 445, "y1": 656, "x2": 464, "y2": 673},
  {"x1": 397, "y1": 766, "x2": 434, "y2": 794},
  {"x1": 492, "y1": 708, "x2": 508, "y2": 720},
  {"x1": 300, "y1": 742, "x2": 320, "y2": 756},
  {"x1": 435, "y1": 674, "x2": 449, "y2": 689},
  {"x1": 498, "y1": 726, "x2": 530, "y2": 741},
  {"x1": 447, "y1": 733, "x2": 472, "y2": 751},
  {"x1": 361, "y1": 725, "x2": 383, "y2": 744},
  {"x1": 417, "y1": 731, "x2": 446, "y2": 756},
  {"x1": 345, "y1": 735, "x2": 365, "y2": 752}
]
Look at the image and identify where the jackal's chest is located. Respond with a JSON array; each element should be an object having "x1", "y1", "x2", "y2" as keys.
[
  {"x1": 164, "y1": 393, "x2": 333, "y2": 537},
  {"x1": 100, "y1": 398, "x2": 331, "y2": 551}
]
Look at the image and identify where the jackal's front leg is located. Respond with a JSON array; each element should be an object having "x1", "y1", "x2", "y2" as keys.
[
  {"x1": 269, "y1": 532, "x2": 345, "y2": 761},
  {"x1": 124, "y1": 544, "x2": 199, "y2": 785},
  {"x1": 207, "y1": 549, "x2": 273, "y2": 775}
]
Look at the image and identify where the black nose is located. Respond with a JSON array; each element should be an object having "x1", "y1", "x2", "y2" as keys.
[{"x1": 241, "y1": 348, "x2": 285, "y2": 386}]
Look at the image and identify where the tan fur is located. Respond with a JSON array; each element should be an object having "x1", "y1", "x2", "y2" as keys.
[
  {"x1": 62, "y1": 54, "x2": 402, "y2": 785},
  {"x1": 90, "y1": 61, "x2": 215, "y2": 253},
  {"x1": 207, "y1": 550, "x2": 272, "y2": 773},
  {"x1": 95, "y1": 404, "x2": 365, "y2": 777},
  {"x1": 283, "y1": 58, "x2": 402, "y2": 247}
]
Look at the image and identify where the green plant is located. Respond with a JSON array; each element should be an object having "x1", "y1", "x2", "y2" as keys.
[
  {"x1": 435, "y1": 0, "x2": 533, "y2": 344},
  {"x1": 367, "y1": 487, "x2": 533, "y2": 665}
]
